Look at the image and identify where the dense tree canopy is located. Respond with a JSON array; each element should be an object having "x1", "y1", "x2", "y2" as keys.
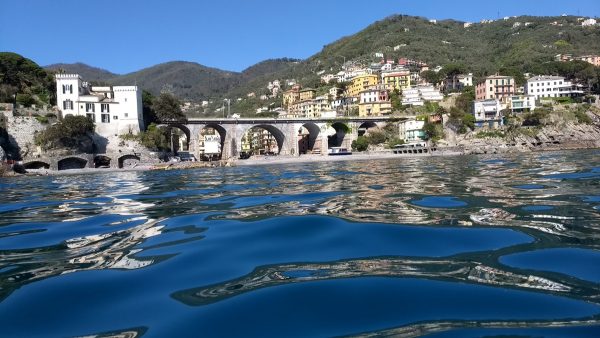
[{"x1": 152, "y1": 93, "x2": 187, "y2": 122}]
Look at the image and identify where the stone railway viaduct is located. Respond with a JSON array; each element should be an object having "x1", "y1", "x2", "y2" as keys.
[{"x1": 162, "y1": 116, "x2": 405, "y2": 159}]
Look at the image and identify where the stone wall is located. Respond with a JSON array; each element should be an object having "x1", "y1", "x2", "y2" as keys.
[{"x1": 5, "y1": 115, "x2": 46, "y2": 159}]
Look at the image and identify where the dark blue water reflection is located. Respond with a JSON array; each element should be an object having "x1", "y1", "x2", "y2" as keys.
[{"x1": 0, "y1": 150, "x2": 599, "y2": 337}]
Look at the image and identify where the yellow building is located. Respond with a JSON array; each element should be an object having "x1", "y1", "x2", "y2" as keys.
[
  {"x1": 382, "y1": 70, "x2": 411, "y2": 91},
  {"x1": 299, "y1": 88, "x2": 316, "y2": 101},
  {"x1": 347, "y1": 74, "x2": 379, "y2": 98},
  {"x1": 359, "y1": 102, "x2": 392, "y2": 117},
  {"x1": 283, "y1": 89, "x2": 300, "y2": 107},
  {"x1": 288, "y1": 95, "x2": 331, "y2": 118}
]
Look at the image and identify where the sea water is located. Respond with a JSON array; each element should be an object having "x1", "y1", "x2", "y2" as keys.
[{"x1": 0, "y1": 150, "x2": 599, "y2": 337}]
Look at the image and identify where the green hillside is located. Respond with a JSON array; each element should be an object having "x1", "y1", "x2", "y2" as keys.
[
  {"x1": 111, "y1": 61, "x2": 240, "y2": 100},
  {"x1": 0, "y1": 52, "x2": 55, "y2": 106},
  {"x1": 308, "y1": 15, "x2": 600, "y2": 77}
]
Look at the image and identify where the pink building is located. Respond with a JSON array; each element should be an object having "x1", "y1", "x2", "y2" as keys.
[{"x1": 475, "y1": 75, "x2": 515, "y2": 101}]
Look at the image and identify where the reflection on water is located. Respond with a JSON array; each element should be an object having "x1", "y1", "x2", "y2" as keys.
[
  {"x1": 172, "y1": 257, "x2": 596, "y2": 306},
  {"x1": 0, "y1": 150, "x2": 599, "y2": 337}
]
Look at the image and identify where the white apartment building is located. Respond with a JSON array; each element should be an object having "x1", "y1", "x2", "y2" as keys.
[
  {"x1": 525, "y1": 76, "x2": 584, "y2": 100},
  {"x1": 402, "y1": 86, "x2": 444, "y2": 106},
  {"x1": 472, "y1": 99, "x2": 503, "y2": 129},
  {"x1": 56, "y1": 74, "x2": 143, "y2": 136},
  {"x1": 337, "y1": 69, "x2": 369, "y2": 83}
]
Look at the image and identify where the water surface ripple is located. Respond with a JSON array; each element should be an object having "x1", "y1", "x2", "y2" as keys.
[{"x1": 0, "y1": 150, "x2": 599, "y2": 337}]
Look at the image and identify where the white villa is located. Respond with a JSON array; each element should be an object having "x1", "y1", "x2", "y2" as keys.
[
  {"x1": 525, "y1": 76, "x2": 584, "y2": 100},
  {"x1": 56, "y1": 74, "x2": 143, "y2": 137}
]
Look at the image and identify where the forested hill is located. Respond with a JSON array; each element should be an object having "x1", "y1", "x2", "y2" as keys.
[
  {"x1": 304, "y1": 14, "x2": 600, "y2": 79},
  {"x1": 218, "y1": 14, "x2": 600, "y2": 108}
]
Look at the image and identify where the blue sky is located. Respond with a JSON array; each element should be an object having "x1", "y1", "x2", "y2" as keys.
[{"x1": 1, "y1": 0, "x2": 598, "y2": 74}]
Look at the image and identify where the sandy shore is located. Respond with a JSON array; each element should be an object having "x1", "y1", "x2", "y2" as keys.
[{"x1": 234, "y1": 150, "x2": 460, "y2": 167}]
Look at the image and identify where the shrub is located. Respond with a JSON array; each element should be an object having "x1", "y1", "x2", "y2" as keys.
[
  {"x1": 351, "y1": 136, "x2": 369, "y2": 152},
  {"x1": 366, "y1": 130, "x2": 386, "y2": 145},
  {"x1": 462, "y1": 113, "x2": 475, "y2": 130},
  {"x1": 574, "y1": 109, "x2": 592, "y2": 124},
  {"x1": 522, "y1": 109, "x2": 550, "y2": 126},
  {"x1": 423, "y1": 121, "x2": 444, "y2": 141},
  {"x1": 35, "y1": 115, "x2": 49, "y2": 124},
  {"x1": 447, "y1": 107, "x2": 474, "y2": 134},
  {"x1": 16, "y1": 93, "x2": 36, "y2": 107},
  {"x1": 35, "y1": 115, "x2": 94, "y2": 150},
  {"x1": 424, "y1": 101, "x2": 439, "y2": 113},
  {"x1": 387, "y1": 137, "x2": 404, "y2": 149},
  {"x1": 139, "y1": 123, "x2": 170, "y2": 150},
  {"x1": 552, "y1": 96, "x2": 573, "y2": 104}
]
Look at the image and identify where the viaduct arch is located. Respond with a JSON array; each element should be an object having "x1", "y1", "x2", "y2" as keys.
[{"x1": 161, "y1": 117, "x2": 403, "y2": 159}]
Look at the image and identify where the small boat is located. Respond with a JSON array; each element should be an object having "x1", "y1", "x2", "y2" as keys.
[{"x1": 328, "y1": 147, "x2": 352, "y2": 156}]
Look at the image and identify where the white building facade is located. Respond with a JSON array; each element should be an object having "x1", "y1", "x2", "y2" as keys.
[
  {"x1": 56, "y1": 74, "x2": 143, "y2": 137},
  {"x1": 401, "y1": 86, "x2": 444, "y2": 106},
  {"x1": 525, "y1": 76, "x2": 584, "y2": 100},
  {"x1": 472, "y1": 99, "x2": 503, "y2": 129},
  {"x1": 507, "y1": 95, "x2": 536, "y2": 113}
]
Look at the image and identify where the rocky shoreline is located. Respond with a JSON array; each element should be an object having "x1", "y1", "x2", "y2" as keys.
[{"x1": 455, "y1": 122, "x2": 600, "y2": 155}]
